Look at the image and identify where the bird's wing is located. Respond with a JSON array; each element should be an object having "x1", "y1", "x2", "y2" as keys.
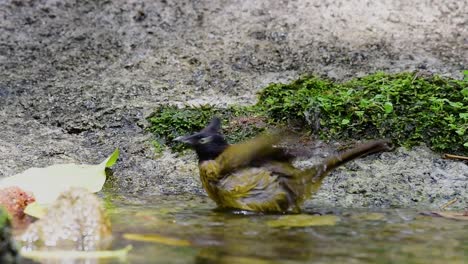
[
  {"x1": 215, "y1": 131, "x2": 285, "y2": 174},
  {"x1": 251, "y1": 147, "x2": 296, "y2": 164}
]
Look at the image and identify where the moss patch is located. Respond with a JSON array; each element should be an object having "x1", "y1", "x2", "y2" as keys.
[
  {"x1": 147, "y1": 72, "x2": 468, "y2": 154},
  {"x1": 257, "y1": 72, "x2": 468, "y2": 152},
  {"x1": 146, "y1": 105, "x2": 268, "y2": 152}
]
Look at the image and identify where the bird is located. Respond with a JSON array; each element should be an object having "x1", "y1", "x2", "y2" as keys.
[{"x1": 175, "y1": 117, "x2": 392, "y2": 213}]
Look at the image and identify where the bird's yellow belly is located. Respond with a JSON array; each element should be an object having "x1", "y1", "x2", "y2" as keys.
[{"x1": 200, "y1": 166, "x2": 293, "y2": 212}]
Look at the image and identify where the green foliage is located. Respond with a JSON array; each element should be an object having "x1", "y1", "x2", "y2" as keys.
[
  {"x1": 146, "y1": 105, "x2": 267, "y2": 152},
  {"x1": 0, "y1": 207, "x2": 17, "y2": 263},
  {"x1": 151, "y1": 140, "x2": 165, "y2": 156},
  {"x1": 147, "y1": 72, "x2": 468, "y2": 154},
  {"x1": 0, "y1": 207, "x2": 8, "y2": 228},
  {"x1": 257, "y1": 72, "x2": 468, "y2": 153}
]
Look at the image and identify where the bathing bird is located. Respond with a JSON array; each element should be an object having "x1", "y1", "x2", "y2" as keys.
[{"x1": 175, "y1": 117, "x2": 392, "y2": 213}]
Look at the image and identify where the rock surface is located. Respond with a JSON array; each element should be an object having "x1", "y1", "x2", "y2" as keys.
[
  {"x1": 301, "y1": 145, "x2": 468, "y2": 209},
  {"x1": 0, "y1": 0, "x2": 467, "y2": 209}
]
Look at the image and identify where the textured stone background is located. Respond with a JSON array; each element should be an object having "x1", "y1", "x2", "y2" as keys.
[{"x1": 0, "y1": 0, "x2": 466, "y2": 208}]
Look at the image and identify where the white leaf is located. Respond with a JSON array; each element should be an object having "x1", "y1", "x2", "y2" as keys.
[{"x1": 0, "y1": 149, "x2": 119, "y2": 206}]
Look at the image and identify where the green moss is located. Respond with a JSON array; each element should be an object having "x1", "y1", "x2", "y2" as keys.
[
  {"x1": 150, "y1": 140, "x2": 165, "y2": 156},
  {"x1": 146, "y1": 105, "x2": 268, "y2": 152},
  {"x1": 257, "y1": 72, "x2": 467, "y2": 153},
  {"x1": 0, "y1": 207, "x2": 18, "y2": 263},
  {"x1": 147, "y1": 72, "x2": 468, "y2": 154}
]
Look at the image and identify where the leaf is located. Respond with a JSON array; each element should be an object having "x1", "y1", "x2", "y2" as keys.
[
  {"x1": 384, "y1": 102, "x2": 393, "y2": 114},
  {"x1": 266, "y1": 214, "x2": 339, "y2": 228},
  {"x1": 464, "y1": 142, "x2": 468, "y2": 148},
  {"x1": 103, "y1": 148, "x2": 120, "y2": 168},
  {"x1": 462, "y1": 88, "x2": 468, "y2": 97},
  {"x1": 425, "y1": 211, "x2": 468, "y2": 221},
  {"x1": 20, "y1": 245, "x2": 131, "y2": 261},
  {"x1": 123, "y1": 233, "x2": 192, "y2": 247},
  {"x1": 355, "y1": 111, "x2": 364, "y2": 118},
  {"x1": 459, "y1": 113, "x2": 468, "y2": 120},
  {"x1": 341, "y1": 118, "x2": 350, "y2": 125},
  {"x1": 448, "y1": 101, "x2": 463, "y2": 109},
  {"x1": 455, "y1": 128, "x2": 465, "y2": 136},
  {"x1": 0, "y1": 149, "x2": 119, "y2": 206},
  {"x1": 23, "y1": 202, "x2": 46, "y2": 219}
]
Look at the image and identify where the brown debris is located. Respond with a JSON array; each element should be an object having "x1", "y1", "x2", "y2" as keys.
[{"x1": 0, "y1": 186, "x2": 35, "y2": 229}]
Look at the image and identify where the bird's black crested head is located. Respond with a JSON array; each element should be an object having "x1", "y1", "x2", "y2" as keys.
[{"x1": 174, "y1": 117, "x2": 229, "y2": 162}]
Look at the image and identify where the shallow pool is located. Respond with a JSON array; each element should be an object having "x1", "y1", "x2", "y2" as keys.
[{"x1": 102, "y1": 194, "x2": 468, "y2": 264}]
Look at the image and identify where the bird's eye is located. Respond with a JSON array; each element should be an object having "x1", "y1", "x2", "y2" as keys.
[{"x1": 199, "y1": 136, "x2": 212, "y2": 144}]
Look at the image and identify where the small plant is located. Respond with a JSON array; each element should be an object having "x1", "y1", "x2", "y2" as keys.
[{"x1": 151, "y1": 140, "x2": 165, "y2": 157}]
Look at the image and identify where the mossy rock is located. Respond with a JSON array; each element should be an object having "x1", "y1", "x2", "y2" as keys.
[
  {"x1": 147, "y1": 72, "x2": 468, "y2": 154},
  {"x1": 256, "y1": 72, "x2": 468, "y2": 153},
  {"x1": 0, "y1": 207, "x2": 18, "y2": 264}
]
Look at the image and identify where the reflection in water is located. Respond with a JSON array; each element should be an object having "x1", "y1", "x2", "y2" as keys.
[
  {"x1": 193, "y1": 212, "x2": 319, "y2": 264},
  {"x1": 193, "y1": 230, "x2": 318, "y2": 264},
  {"x1": 106, "y1": 194, "x2": 468, "y2": 264}
]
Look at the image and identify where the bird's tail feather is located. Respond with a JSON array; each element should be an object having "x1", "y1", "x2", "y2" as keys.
[
  {"x1": 317, "y1": 139, "x2": 392, "y2": 176},
  {"x1": 299, "y1": 139, "x2": 392, "y2": 199}
]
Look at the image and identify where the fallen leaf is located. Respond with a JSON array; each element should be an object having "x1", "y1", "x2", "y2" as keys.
[
  {"x1": 0, "y1": 149, "x2": 119, "y2": 206},
  {"x1": 425, "y1": 211, "x2": 468, "y2": 221},
  {"x1": 20, "y1": 245, "x2": 131, "y2": 261},
  {"x1": 123, "y1": 233, "x2": 192, "y2": 247},
  {"x1": 266, "y1": 214, "x2": 339, "y2": 228},
  {"x1": 23, "y1": 202, "x2": 46, "y2": 219}
]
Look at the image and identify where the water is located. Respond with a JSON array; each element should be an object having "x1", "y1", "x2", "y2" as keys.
[{"x1": 103, "y1": 194, "x2": 468, "y2": 264}]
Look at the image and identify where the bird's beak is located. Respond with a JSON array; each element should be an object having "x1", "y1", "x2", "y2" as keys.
[{"x1": 174, "y1": 135, "x2": 193, "y2": 144}]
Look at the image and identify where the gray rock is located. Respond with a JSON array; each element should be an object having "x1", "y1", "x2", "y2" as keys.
[{"x1": 306, "y1": 146, "x2": 468, "y2": 209}]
